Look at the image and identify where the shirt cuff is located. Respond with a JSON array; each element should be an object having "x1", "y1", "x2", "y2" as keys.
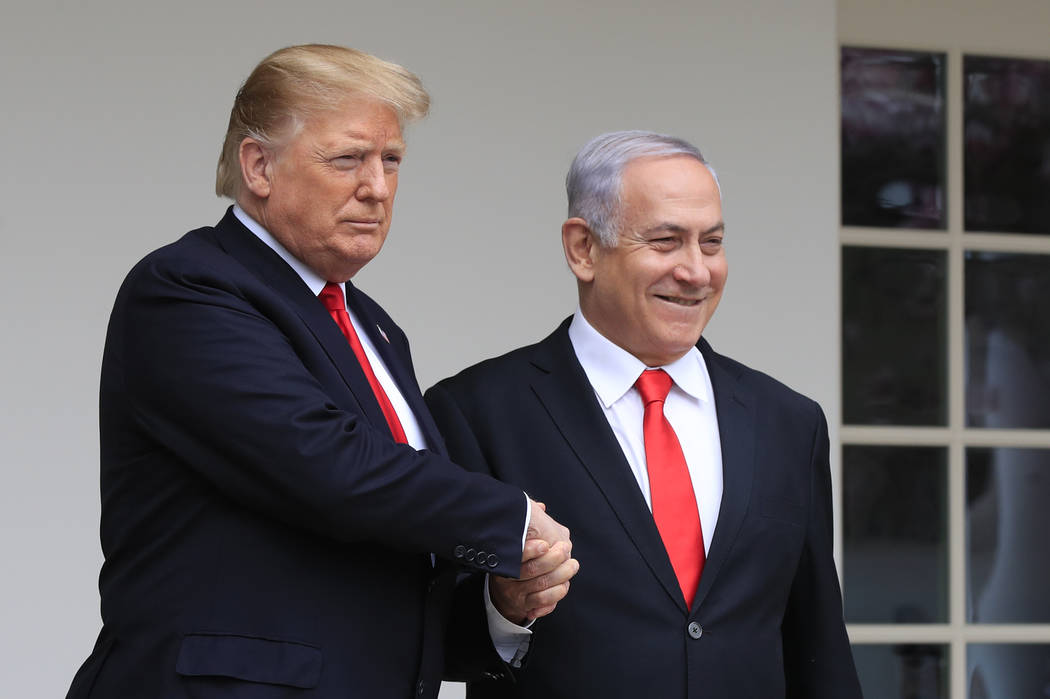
[
  {"x1": 522, "y1": 493, "x2": 531, "y2": 548},
  {"x1": 483, "y1": 573, "x2": 533, "y2": 667}
]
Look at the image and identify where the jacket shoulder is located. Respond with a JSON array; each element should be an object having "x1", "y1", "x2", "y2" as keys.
[
  {"x1": 702, "y1": 340, "x2": 823, "y2": 418},
  {"x1": 122, "y1": 224, "x2": 227, "y2": 283},
  {"x1": 432, "y1": 335, "x2": 550, "y2": 398}
]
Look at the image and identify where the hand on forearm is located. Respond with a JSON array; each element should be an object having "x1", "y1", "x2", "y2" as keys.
[{"x1": 491, "y1": 538, "x2": 579, "y2": 625}]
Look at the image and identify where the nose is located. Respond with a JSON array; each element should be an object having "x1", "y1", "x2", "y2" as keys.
[
  {"x1": 672, "y1": 246, "x2": 711, "y2": 287},
  {"x1": 356, "y1": 158, "x2": 391, "y2": 201}
]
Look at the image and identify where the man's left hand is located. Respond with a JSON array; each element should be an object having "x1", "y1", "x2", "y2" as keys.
[{"x1": 491, "y1": 538, "x2": 579, "y2": 625}]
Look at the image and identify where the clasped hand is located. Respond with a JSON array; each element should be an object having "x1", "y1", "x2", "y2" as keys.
[{"x1": 490, "y1": 500, "x2": 580, "y2": 625}]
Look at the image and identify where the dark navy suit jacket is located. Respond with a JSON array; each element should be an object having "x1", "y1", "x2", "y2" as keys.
[
  {"x1": 66, "y1": 208, "x2": 526, "y2": 699},
  {"x1": 425, "y1": 319, "x2": 863, "y2": 699}
]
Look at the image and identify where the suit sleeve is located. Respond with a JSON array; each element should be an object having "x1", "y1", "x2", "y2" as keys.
[
  {"x1": 781, "y1": 405, "x2": 864, "y2": 698},
  {"x1": 111, "y1": 253, "x2": 525, "y2": 575}
]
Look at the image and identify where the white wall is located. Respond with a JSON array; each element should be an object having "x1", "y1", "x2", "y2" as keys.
[{"x1": 0, "y1": 1, "x2": 838, "y2": 697}]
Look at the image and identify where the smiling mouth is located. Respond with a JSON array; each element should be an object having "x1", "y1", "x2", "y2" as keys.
[{"x1": 656, "y1": 295, "x2": 703, "y2": 307}]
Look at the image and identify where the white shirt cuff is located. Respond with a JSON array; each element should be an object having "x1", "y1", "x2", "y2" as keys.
[
  {"x1": 483, "y1": 573, "x2": 533, "y2": 667},
  {"x1": 522, "y1": 493, "x2": 531, "y2": 547}
]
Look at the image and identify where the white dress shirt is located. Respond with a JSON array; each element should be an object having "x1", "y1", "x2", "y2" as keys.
[
  {"x1": 233, "y1": 205, "x2": 530, "y2": 664},
  {"x1": 568, "y1": 308, "x2": 723, "y2": 555},
  {"x1": 232, "y1": 205, "x2": 428, "y2": 449}
]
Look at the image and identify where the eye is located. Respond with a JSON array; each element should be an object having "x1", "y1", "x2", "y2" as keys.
[
  {"x1": 383, "y1": 153, "x2": 402, "y2": 172},
  {"x1": 701, "y1": 237, "x2": 724, "y2": 253},
  {"x1": 330, "y1": 155, "x2": 361, "y2": 170}
]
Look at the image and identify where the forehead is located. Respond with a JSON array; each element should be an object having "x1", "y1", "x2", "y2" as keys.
[
  {"x1": 620, "y1": 155, "x2": 720, "y2": 211},
  {"x1": 297, "y1": 96, "x2": 405, "y2": 148}
]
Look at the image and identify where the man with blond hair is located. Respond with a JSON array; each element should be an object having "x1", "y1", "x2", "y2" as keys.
[{"x1": 65, "y1": 45, "x2": 575, "y2": 699}]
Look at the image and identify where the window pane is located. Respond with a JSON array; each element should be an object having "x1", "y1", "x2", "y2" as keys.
[
  {"x1": 965, "y1": 252, "x2": 1050, "y2": 428},
  {"x1": 967, "y1": 448, "x2": 1050, "y2": 623},
  {"x1": 964, "y1": 55, "x2": 1050, "y2": 234},
  {"x1": 844, "y1": 446, "x2": 948, "y2": 623},
  {"x1": 843, "y1": 247, "x2": 947, "y2": 425},
  {"x1": 853, "y1": 644, "x2": 948, "y2": 699},
  {"x1": 841, "y1": 47, "x2": 946, "y2": 229},
  {"x1": 968, "y1": 644, "x2": 1050, "y2": 698}
]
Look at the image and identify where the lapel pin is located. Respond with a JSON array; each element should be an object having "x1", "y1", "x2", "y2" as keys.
[{"x1": 377, "y1": 324, "x2": 390, "y2": 343}]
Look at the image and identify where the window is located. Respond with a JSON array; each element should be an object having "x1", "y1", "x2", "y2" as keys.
[{"x1": 841, "y1": 46, "x2": 1050, "y2": 699}]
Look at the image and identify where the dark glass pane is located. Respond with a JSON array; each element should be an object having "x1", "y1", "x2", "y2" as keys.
[
  {"x1": 964, "y1": 55, "x2": 1050, "y2": 234},
  {"x1": 844, "y1": 446, "x2": 948, "y2": 623},
  {"x1": 965, "y1": 252, "x2": 1050, "y2": 428},
  {"x1": 843, "y1": 247, "x2": 947, "y2": 425},
  {"x1": 967, "y1": 448, "x2": 1050, "y2": 623},
  {"x1": 853, "y1": 644, "x2": 948, "y2": 699},
  {"x1": 842, "y1": 47, "x2": 946, "y2": 229},
  {"x1": 968, "y1": 644, "x2": 1050, "y2": 698}
]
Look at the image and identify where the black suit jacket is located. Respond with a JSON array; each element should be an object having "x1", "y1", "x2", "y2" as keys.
[
  {"x1": 425, "y1": 318, "x2": 863, "y2": 698},
  {"x1": 66, "y1": 208, "x2": 526, "y2": 699}
]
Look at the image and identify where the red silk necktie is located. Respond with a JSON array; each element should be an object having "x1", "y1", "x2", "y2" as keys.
[
  {"x1": 635, "y1": 369, "x2": 705, "y2": 607},
  {"x1": 319, "y1": 282, "x2": 408, "y2": 444}
]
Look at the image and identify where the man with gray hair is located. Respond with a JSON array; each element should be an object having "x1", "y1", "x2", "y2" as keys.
[
  {"x1": 426, "y1": 130, "x2": 863, "y2": 697},
  {"x1": 65, "y1": 44, "x2": 576, "y2": 699}
]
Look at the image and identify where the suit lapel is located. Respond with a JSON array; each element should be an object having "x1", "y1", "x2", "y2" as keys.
[
  {"x1": 211, "y1": 210, "x2": 390, "y2": 434},
  {"x1": 691, "y1": 339, "x2": 757, "y2": 612},
  {"x1": 344, "y1": 282, "x2": 447, "y2": 455},
  {"x1": 529, "y1": 321, "x2": 688, "y2": 612}
]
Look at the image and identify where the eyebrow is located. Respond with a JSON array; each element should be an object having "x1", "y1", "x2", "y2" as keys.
[
  {"x1": 326, "y1": 135, "x2": 406, "y2": 155},
  {"x1": 643, "y1": 221, "x2": 725, "y2": 236}
]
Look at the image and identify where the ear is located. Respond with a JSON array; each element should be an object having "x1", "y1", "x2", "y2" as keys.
[
  {"x1": 562, "y1": 217, "x2": 600, "y2": 283},
  {"x1": 238, "y1": 137, "x2": 274, "y2": 199}
]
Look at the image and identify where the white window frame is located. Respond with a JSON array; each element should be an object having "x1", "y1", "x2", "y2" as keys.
[{"x1": 839, "y1": 43, "x2": 1050, "y2": 698}]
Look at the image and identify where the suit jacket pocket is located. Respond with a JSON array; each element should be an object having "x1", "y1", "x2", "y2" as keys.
[
  {"x1": 176, "y1": 633, "x2": 322, "y2": 689},
  {"x1": 760, "y1": 495, "x2": 805, "y2": 526}
]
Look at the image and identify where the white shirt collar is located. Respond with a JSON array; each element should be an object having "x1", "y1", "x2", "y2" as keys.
[
  {"x1": 232, "y1": 204, "x2": 329, "y2": 294},
  {"x1": 567, "y1": 307, "x2": 711, "y2": 408}
]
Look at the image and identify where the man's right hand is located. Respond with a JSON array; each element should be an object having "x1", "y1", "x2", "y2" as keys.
[{"x1": 526, "y1": 499, "x2": 570, "y2": 547}]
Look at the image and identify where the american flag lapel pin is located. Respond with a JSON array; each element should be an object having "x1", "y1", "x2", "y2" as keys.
[{"x1": 377, "y1": 324, "x2": 390, "y2": 343}]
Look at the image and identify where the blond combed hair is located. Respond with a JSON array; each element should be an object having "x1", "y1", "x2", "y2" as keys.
[{"x1": 215, "y1": 44, "x2": 430, "y2": 198}]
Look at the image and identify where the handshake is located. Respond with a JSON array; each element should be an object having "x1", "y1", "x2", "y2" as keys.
[{"x1": 489, "y1": 499, "x2": 580, "y2": 626}]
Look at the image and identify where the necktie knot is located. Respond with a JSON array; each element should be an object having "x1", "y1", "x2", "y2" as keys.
[
  {"x1": 319, "y1": 282, "x2": 346, "y2": 314},
  {"x1": 635, "y1": 369, "x2": 673, "y2": 405}
]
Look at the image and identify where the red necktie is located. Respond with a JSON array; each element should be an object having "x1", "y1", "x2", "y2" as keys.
[
  {"x1": 635, "y1": 369, "x2": 705, "y2": 607},
  {"x1": 319, "y1": 282, "x2": 408, "y2": 444}
]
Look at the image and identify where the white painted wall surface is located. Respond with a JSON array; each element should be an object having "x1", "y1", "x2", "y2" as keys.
[{"x1": 0, "y1": 2, "x2": 838, "y2": 696}]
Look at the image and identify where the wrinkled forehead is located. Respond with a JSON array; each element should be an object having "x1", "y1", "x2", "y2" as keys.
[
  {"x1": 283, "y1": 95, "x2": 406, "y2": 151},
  {"x1": 620, "y1": 155, "x2": 722, "y2": 208}
]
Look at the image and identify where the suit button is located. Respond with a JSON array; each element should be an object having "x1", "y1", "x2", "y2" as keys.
[
  {"x1": 465, "y1": 548, "x2": 476, "y2": 562},
  {"x1": 687, "y1": 621, "x2": 703, "y2": 639},
  {"x1": 487, "y1": 554, "x2": 499, "y2": 568},
  {"x1": 454, "y1": 545, "x2": 465, "y2": 559},
  {"x1": 476, "y1": 550, "x2": 487, "y2": 565}
]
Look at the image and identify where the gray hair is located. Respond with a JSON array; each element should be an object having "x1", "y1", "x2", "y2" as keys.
[{"x1": 566, "y1": 130, "x2": 720, "y2": 246}]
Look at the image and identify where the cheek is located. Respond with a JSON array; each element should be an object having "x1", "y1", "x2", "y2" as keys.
[{"x1": 713, "y1": 260, "x2": 729, "y2": 287}]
